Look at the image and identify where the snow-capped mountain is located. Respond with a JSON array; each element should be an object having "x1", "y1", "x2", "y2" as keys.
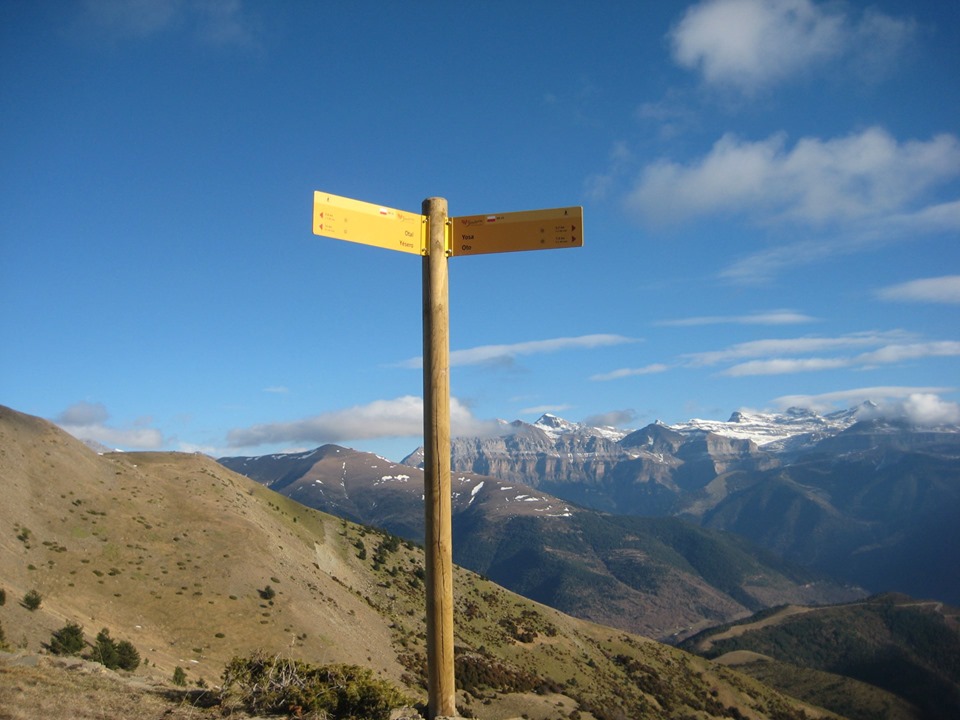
[
  {"x1": 533, "y1": 413, "x2": 631, "y2": 442},
  {"x1": 411, "y1": 403, "x2": 960, "y2": 606},
  {"x1": 667, "y1": 402, "x2": 877, "y2": 450}
]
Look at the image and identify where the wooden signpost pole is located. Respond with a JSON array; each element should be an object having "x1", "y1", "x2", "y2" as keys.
[
  {"x1": 421, "y1": 197, "x2": 456, "y2": 719},
  {"x1": 312, "y1": 190, "x2": 581, "y2": 720}
]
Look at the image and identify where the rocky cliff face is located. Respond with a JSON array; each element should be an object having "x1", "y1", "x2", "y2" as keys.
[
  {"x1": 401, "y1": 409, "x2": 960, "y2": 603},
  {"x1": 408, "y1": 416, "x2": 780, "y2": 515}
]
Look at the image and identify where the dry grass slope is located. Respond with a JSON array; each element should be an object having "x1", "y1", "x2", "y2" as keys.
[{"x1": 1, "y1": 405, "x2": 842, "y2": 719}]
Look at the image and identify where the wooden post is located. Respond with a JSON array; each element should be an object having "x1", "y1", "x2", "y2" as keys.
[{"x1": 421, "y1": 197, "x2": 456, "y2": 719}]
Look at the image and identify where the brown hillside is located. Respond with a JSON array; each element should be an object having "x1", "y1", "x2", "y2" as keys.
[{"x1": 0, "y1": 405, "x2": 843, "y2": 720}]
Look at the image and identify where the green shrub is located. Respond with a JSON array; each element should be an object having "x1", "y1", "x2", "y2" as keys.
[
  {"x1": 221, "y1": 652, "x2": 411, "y2": 720},
  {"x1": 259, "y1": 585, "x2": 276, "y2": 601},
  {"x1": 0, "y1": 588, "x2": 6, "y2": 605},
  {"x1": 92, "y1": 629, "x2": 120, "y2": 668},
  {"x1": 172, "y1": 666, "x2": 187, "y2": 686},
  {"x1": 116, "y1": 639, "x2": 140, "y2": 671},
  {"x1": 48, "y1": 622, "x2": 86, "y2": 656},
  {"x1": 89, "y1": 628, "x2": 140, "y2": 671},
  {"x1": 22, "y1": 589, "x2": 42, "y2": 611}
]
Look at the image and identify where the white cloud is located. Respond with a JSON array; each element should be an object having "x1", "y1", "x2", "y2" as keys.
[
  {"x1": 56, "y1": 400, "x2": 109, "y2": 426},
  {"x1": 894, "y1": 393, "x2": 960, "y2": 425},
  {"x1": 225, "y1": 395, "x2": 502, "y2": 450},
  {"x1": 718, "y1": 339, "x2": 960, "y2": 376},
  {"x1": 582, "y1": 409, "x2": 638, "y2": 427},
  {"x1": 774, "y1": 388, "x2": 959, "y2": 425},
  {"x1": 628, "y1": 128, "x2": 960, "y2": 227},
  {"x1": 670, "y1": 0, "x2": 914, "y2": 93},
  {"x1": 54, "y1": 401, "x2": 164, "y2": 450},
  {"x1": 855, "y1": 341, "x2": 960, "y2": 366},
  {"x1": 877, "y1": 275, "x2": 960, "y2": 304},
  {"x1": 590, "y1": 364, "x2": 670, "y2": 382},
  {"x1": 774, "y1": 386, "x2": 955, "y2": 412},
  {"x1": 684, "y1": 331, "x2": 910, "y2": 367},
  {"x1": 520, "y1": 404, "x2": 574, "y2": 416},
  {"x1": 723, "y1": 357, "x2": 847, "y2": 376},
  {"x1": 397, "y1": 334, "x2": 635, "y2": 369},
  {"x1": 656, "y1": 310, "x2": 816, "y2": 326}
]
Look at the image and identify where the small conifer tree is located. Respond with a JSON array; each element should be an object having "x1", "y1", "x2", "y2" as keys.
[
  {"x1": 49, "y1": 622, "x2": 86, "y2": 656},
  {"x1": 115, "y1": 639, "x2": 140, "y2": 671},
  {"x1": 92, "y1": 629, "x2": 121, "y2": 669},
  {"x1": 22, "y1": 589, "x2": 42, "y2": 611},
  {"x1": 173, "y1": 666, "x2": 187, "y2": 686}
]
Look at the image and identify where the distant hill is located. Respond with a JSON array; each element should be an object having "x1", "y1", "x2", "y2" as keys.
[
  {"x1": 220, "y1": 444, "x2": 860, "y2": 641},
  {"x1": 680, "y1": 594, "x2": 960, "y2": 720},
  {"x1": 400, "y1": 408, "x2": 960, "y2": 604},
  {"x1": 0, "y1": 404, "x2": 838, "y2": 720}
]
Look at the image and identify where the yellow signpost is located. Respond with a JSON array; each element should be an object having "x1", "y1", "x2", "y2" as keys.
[
  {"x1": 449, "y1": 206, "x2": 583, "y2": 256},
  {"x1": 311, "y1": 191, "x2": 581, "y2": 719},
  {"x1": 312, "y1": 191, "x2": 426, "y2": 255}
]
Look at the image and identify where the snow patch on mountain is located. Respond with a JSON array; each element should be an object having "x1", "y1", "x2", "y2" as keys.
[
  {"x1": 534, "y1": 413, "x2": 630, "y2": 442},
  {"x1": 669, "y1": 405, "x2": 869, "y2": 447}
]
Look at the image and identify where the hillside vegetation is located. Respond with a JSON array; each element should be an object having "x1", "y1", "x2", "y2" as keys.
[
  {"x1": 221, "y1": 444, "x2": 861, "y2": 642},
  {"x1": 681, "y1": 595, "x2": 960, "y2": 720},
  {"x1": 0, "y1": 405, "x2": 838, "y2": 719}
]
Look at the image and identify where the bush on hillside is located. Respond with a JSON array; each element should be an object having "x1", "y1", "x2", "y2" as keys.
[
  {"x1": 48, "y1": 622, "x2": 86, "y2": 656},
  {"x1": 90, "y1": 628, "x2": 140, "y2": 671},
  {"x1": 22, "y1": 589, "x2": 42, "y2": 611},
  {"x1": 172, "y1": 666, "x2": 188, "y2": 686},
  {"x1": 221, "y1": 652, "x2": 412, "y2": 720}
]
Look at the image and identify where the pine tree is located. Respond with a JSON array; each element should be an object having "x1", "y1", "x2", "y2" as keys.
[
  {"x1": 115, "y1": 639, "x2": 140, "y2": 671},
  {"x1": 92, "y1": 629, "x2": 120, "y2": 669},
  {"x1": 49, "y1": 622, "x2": 86, "y2": 656},
  {"x1": 173, "y1": 666, "x2": 187, "y2": 686}
]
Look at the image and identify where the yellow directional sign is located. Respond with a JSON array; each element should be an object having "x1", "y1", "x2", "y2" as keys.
[
  {"x1": 449, "y1": 206, "x2": 582, "y2": 257},
  {"x1": 313, "y1": 191, "x2": 426, "y2": 255}
]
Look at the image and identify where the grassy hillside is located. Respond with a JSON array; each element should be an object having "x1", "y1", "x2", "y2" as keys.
[
  {"x1": 0, "y1": 404, "x2": 849, "y2": 719},
  {"x1": 681, "y1": 595, "x2": 960, "y2": 720},
  {"x1": 222, "y1": 444, "x2": 862, "y2": 642}
]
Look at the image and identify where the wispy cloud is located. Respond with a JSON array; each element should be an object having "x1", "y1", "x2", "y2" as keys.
[
  {"x1": 397, "y1": 334, "x2": 636, "y2": 369},
  {"x1": 683, "y1": 331, "x2": 911, "y2": 367},
  {"x1": 54, "y1": 401, "x2": 164, "y2": 449},
  {"x1": 670, "y1": 0, "x2": 915, "y2": 94},
  {"x1": 877, "y1": 275, "x2": 960, "y2": 304},
  {"x1": 721, "y1": 340, "x2": 960, "y2": 376},
  {"x1": 590, "y1": 364, "x2": 670, "y2": 382},
  {"x1": 226, "y1": 395, "x2": 501, "y2": 449},
  {"x1": 582, "y1": 409, "x2": 638, "y2": 427},
  {"x1": 656, "y1": 309, "x2": 816, "y2": 326},
  {"x1": 591, "y1": 330, "x2": 959, "y2": 382},
  {"x1": 78, "y1": 0, "x2": 259, "y2": 48},
  {"x1": 520, "y1": 403, "x2": 574, "y2": 416},
  {"x1": 262, "y1": 386, "x2": 289, "y2": 394}
]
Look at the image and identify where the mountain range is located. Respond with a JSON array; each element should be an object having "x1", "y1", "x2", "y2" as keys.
[
  {"x1": 219, "y1": 444, "x2": 861, "y2": 642},
  {"x1": 398, "y1": 404, "x2": 960, "y2": 606},
  {"x1": 1, "y1": 404, "x2": 849, "y2": 720}
]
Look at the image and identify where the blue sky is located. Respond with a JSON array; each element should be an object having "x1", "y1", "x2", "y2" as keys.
[{"x1": 2, "y1": 0, "x2": 958, "y2": 461}]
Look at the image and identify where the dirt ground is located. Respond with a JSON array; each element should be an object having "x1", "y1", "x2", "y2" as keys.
[{"x1": 0, "y1": 652, "x2": 223, "y2": 720}]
